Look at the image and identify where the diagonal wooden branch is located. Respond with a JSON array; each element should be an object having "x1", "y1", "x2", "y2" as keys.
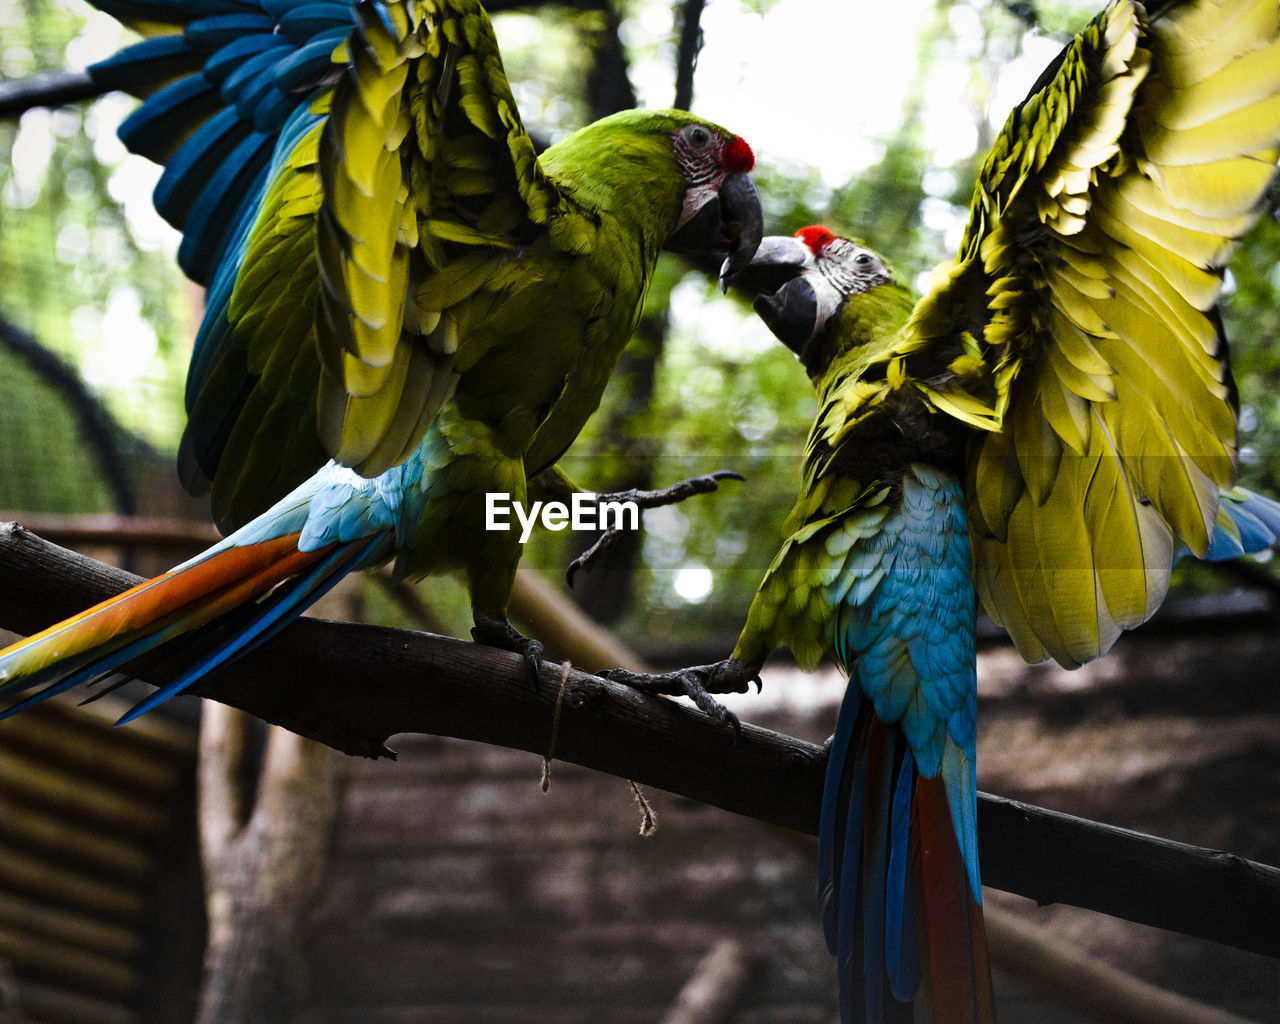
[
  {"x1": 1, "y1": 522, "x2": 1279, "y2": 960},
  {"x1": 0, "y1": 71, "x2": 98, "y2": 119}
]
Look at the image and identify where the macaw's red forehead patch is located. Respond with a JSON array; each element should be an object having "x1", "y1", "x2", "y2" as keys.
[
  {"x1": 795, "y1": 225, "x2": 836, "y2": 253},
  {"x1": 723, "y1": 135, "x2": 754, "y2": 173}
]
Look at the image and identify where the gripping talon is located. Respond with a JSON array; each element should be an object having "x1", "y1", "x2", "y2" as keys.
[
  {"x1": 599, "y1": 657, "x2": 760, "y2": 734},
  {"x1": 472, "y1": 613, "x2": 544, "y2": 683},
  {"x1": 679, "y1": 671, "x2": 741, "y2": 735}
]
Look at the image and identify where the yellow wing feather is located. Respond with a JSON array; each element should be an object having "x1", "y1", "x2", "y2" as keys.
[
  {"x1": 911, "y1": 0, "x2": 1280, "y2": 665},
  {"x1": 313, "y1": 0, "x2": 570, "y2": 475},
  {"x1": 208, "y1": 0, "x2": 585, "y2": 519}
]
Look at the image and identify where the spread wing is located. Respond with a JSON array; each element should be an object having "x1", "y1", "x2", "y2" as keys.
[
  {"x1": 93, "y1": 0, "x2": 579, "y2": 529},
  {"x1": 903, "y1": 0, "x2": 1280, "y2": 666}
]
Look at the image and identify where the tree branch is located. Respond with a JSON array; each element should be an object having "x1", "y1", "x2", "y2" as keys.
[
  {"x1": 1, "y1": 522, "x2": 1279, "y2": 960},
  {"x1": 0, "y1": 71, "x2": 97, "y2": 119}
]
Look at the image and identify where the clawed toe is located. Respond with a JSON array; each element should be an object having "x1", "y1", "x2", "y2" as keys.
[
  {"x1": 565, "y1": 530, "x2": 620, "y2": 588},
  {"x1": 599, "y1": 658, "x2": 762, "y2": 735},
  {"x1": 472, "y1": 614, "x2": 544, "y2": 682}
]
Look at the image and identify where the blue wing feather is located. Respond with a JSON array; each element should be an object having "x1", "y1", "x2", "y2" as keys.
[
  {"x1": 1200, "y1": 487, "x2": 1280, "y2": 561},
  {"x1": 118, "y1": 75, "x2": 220, "y2": 161},
  {"x1": 89, "y1": 0, "x2": 349, "y2": 288},
  {"x1": 176, "y1": 132, "x2": 272, "y2": 283},
  {"x1": 91, "y1": 35, "x2": 196, "y2": 93},
  {"x1": 182, "y1": 100, "x2": 325, "y2": 419},
  {"x1": 226, "y1": 53, "x2": 296, "y2": 116},
  {"x1": 278, "y1": 3, "x2": 354, "y2": 40},
  {"x1": 154, "y1": 108, "x2": 251, "y2": 226},
  {"x1": 206, "y1": 34, "x2": 289, "y2": 85},
  {"x1": 185, "y1": 12, "x2": 278, "y2": 48},
  {"x1": 262, "y1": 29, "x2": 347, "y2": 101}
]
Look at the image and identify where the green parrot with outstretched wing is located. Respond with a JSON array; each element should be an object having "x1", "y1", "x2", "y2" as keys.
[
  {"x1": 0, "y1": 0, "x2": 761, "y2": 715},
  {"x1": 606, "y1": 0, "x2": 1280, "y2": 1019}
]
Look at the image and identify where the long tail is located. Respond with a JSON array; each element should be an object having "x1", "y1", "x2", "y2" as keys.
[
  {"x1": 820, "y1": 686, "x2": 996, "y2": 1024},
  {"x1": 0, "y1": 517, "x2": 390, "y2": 723}
]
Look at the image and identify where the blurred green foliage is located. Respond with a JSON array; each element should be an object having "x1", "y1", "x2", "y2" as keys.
[
  {"x1": 0, "y1": 343, "x2": 115, "y2": 512},
  {"x1": 0, "y1": 0, "x2": 189, "y2": 453}
]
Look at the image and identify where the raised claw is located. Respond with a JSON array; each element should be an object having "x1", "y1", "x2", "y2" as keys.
[
  {"x1": 565, "y1": 470, "x2": 745, "y2": 587},
  {"x1": 565, "y1": 529, "x2": 620, "y2": 588}
]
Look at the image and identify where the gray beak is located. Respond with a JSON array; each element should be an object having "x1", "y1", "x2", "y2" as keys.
[
  {"x1": 729, "y1": 234, "x2": 813, "y2": 299},
  {"x1": 734, "y1": 234, "x2": 821, "y2": 361},
  {"x1": 753, "y1": 278, "x2": 820, "y2": 357}
]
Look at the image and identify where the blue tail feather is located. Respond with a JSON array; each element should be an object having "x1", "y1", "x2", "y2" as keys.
[
  {"x1": 885, "y1": 748, "x2": 919, "y2": 1001},
  {"x1": 118, "y1": 533, "x2": 389, "y2": 722},
  {"x1": 820, "y1": 681, "x2": 866, "y2": 950},
  {"x1": 820, "y1": 683, "x2": 924, "y2": 1024},
  {"x1": 0, "y1": 610, "x2": 189, "y2": 720},
  {"x1": 859, "y1": 722, "x2": 893, "y2": 1024}
]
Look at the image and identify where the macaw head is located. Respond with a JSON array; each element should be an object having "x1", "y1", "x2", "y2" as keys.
[
  {"x1": 544, "y1": 109, "x2": 762, "y2": 288},
  {"x1": 659, "y1": 116, "x2": 762, "y2": 290},
  {"x1": 735, "y1": 226, "x2": 893, "y2": 376}
]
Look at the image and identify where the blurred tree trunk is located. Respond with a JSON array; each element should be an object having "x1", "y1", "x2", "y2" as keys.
[
  {"x1": 567, "y1": 0, "x2": 705, "y2": 624},
  {"x1": 584, "y1": 0, "x2": 636, "y2": 122},
  {"x1": 193, "y1": 581, "x2": 356, "y2": 1024},
  {"x1": 566, "y1": 314, "x2": 667, "y2": 624}
]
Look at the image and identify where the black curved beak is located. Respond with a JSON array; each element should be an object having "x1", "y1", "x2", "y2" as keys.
[
  {"x1": 715, "y1": 172, "x2": 763, "y2": 292},
  {"x1": 665, "y1": 172, "x2": 763, "y2": 293},
  {"x1": 754, "y1": 279, "x2": 819, "y2": 358},
  {"x1": 734, "y1": 235, "x2": 820, "y2": 362}
]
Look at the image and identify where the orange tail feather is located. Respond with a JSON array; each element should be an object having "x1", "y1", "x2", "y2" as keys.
[{"x1": 0, "y1": 533, "x2": 327, "y2": 682}]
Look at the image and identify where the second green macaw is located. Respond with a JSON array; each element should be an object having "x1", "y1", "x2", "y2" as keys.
[
  {"x1": 607, "y1": 0, "x2": 1280, "y2": 1020},
  {"x1": 0, "y1": 0, "x2": 761, "y2": 718}
]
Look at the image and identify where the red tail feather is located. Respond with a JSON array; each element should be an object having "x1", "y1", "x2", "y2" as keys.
[{"x1": 913, "y1": 776, "x2": 996, "y2": 1024}]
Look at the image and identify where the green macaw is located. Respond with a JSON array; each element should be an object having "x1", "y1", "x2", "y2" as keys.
[
  {"x1": 607, "y1": 0, "x2": 1280, "y2": 1020},
  {"x1": 0, "y1": 0, "x2": 761, "y2": 717}
]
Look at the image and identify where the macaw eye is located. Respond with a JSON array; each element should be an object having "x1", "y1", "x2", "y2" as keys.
[
  {"x1": 855, "y1": 253, "x2": 873, "y2": 267},
  {"x1": 686, "y1": 125, "x2": 712, "y2": 147}
]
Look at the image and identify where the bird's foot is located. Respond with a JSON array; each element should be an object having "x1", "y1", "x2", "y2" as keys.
[
  {"x1": 472, "y1": 613, "x2": 543, "y2": 682},
  {"x1": 600, "y1": 657, "x2": 762, "y2": 735},
  {"x1": 566, "y1": 470, "x2": 744, "y2": 586}
]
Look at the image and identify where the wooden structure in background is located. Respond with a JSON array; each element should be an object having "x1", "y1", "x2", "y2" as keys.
[{"x1": 0, "y1": 694, "x2": 197, "y2": 1024}]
